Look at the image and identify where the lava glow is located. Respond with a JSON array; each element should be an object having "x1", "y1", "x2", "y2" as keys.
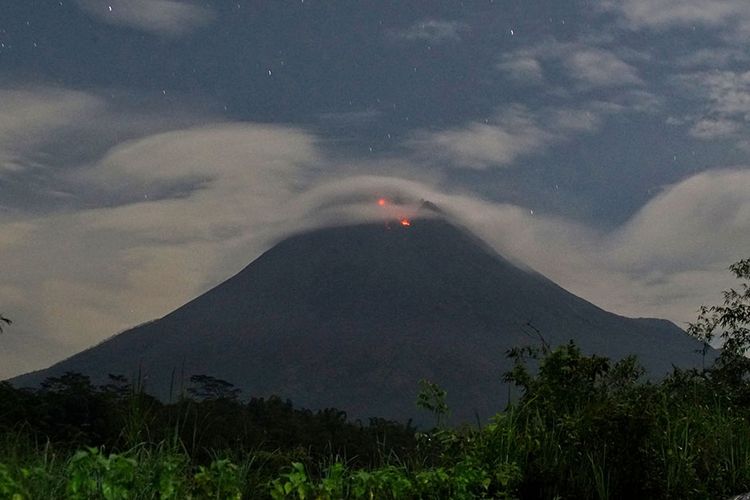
[{"x1": 377, "y1": 197, "x2": 411, "y2": 227}]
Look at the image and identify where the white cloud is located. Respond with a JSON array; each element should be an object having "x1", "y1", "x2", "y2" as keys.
[
  {"x1": 590, "y1": 90, "x2": 662, "y2": 115},
  {"x1": 674, "y1": 47, "x2": 748, "y2": 69},
  {"x1": 412, "y1": 116, "x2": 550, "y2": 169},
  {"x1": 0, "y1": 88, "x2": 103, "y2": 173},
  {"x1": 409, "y1": 104, "x2": 600, "y2": 169},
  {"x1": 603, "y1": 0, "x2": 750, "y2": 31},
  {"x1": 0, "y1": 86, "x2": 212, "y2": 181},
  {"x1": 497, "y1": 55, "x2": 544, "y2": 84},
  {"x1": 75, "y1": 0, "x2": 214, "y2": 36},
  {"x1": 694, "y1": 71, "x2": 750, "y2": 116},
  {"x1": 0, "y1": 84, "x2": 222, "y2": 235},
  {"x1": 689, "y1": 118, "x2": 740, "y2": 139},
  {"x1": 390, "y1": 19, "x2": 467, "y2": 43},
  {"x1": 608, "y1": 169, "x2": 750, "y2": 271},
  {"x1": 291, "y1": 168, "x2": 750, "y2": 329},
  {"x1": 0, "y1": 122, "x2": 323, "y2": 379},
  {"x1": 499, "y1": 41, "x2": 645, "y2": 91},
  {"x1": 3, "y1": 141, "x2": 750, "y2": 379},
  {"x1": 676, "y1": 70, "x2": 750, "y2": 140},
  {"x1": 1, "y1": 84, "x2": 749, "y2": 384},
  {"x1": 565, "y1": 48, "x2": 644, "y2": 88}
]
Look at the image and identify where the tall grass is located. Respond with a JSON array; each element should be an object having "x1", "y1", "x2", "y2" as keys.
[{"x1": 3, "y1": 345, "x2": 750, "y2": 498}]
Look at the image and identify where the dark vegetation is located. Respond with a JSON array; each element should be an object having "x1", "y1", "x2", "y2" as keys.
[{"x1": 0, "y1": 258, "x2": 748, "y2": 499}]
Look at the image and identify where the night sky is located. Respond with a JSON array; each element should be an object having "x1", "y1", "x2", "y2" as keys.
[{"x1": 1, "y1": 0, "x2": 749, "y2": 379}]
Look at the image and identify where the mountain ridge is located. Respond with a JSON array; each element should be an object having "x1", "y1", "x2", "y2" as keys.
[{"x1": 11, "y1": 216, "x2": 710, "y2": 424}]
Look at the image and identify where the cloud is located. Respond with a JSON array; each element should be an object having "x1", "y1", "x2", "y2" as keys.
[
  {"x1": 674, "y1": 47, "x2": 748, "y2": 69},
  {"x1": 564, "y1": 48, "x2": 644, "y2": 88},
  {"x1": 390, "y1": 19, "x2": 467, "y2": 43},
  {"x1": 0, "y1": 85, "x2": 219, "y2": 217},
  {"x1": 317, "y1": 109, "x2": 383, "y2": 129},
  {"x1": 75, "y1": 0, "x2": 214, "y2": 36},
  {"x1": 409, "y1": 104, "x2": 600, "y2": 169},
  {"x1": 0, "y1": 88, "x2": 103, "y2": 173},
  {"x1": 1, "y1": 85, "x2": 749, "y2": 383},
  {"x1": 608, "y1": 169, "x2": 750, "y2": 271},
  {"x1": 602, "y1": 0, "x2": 750, "y2": 31},
  {"x1": 689, "y1": 118, "x2": 740, "y2": 139},
  {"x1": 83, "y1": 124, "x2": 316, "y2": 199},
  {"x1": 0, "y1": 122, "x2": 323, "y2": 379},
  {"x1": 675, "y1": 70, "x2": 750, "y2": 140},
  {"x1": 591, "y1": 90, "x2": 662, "y2": 114},
  {"x1": 2, "y1": 120, "x2": 750, "y2": 380},
  {"x1": 289, "y1": 168, "x2": 750, "y2": 329},
  {"x1": 496, "y1": 55, "x2": 544, "y2": 84},
  {"x1": 499, "y1": 41, "x2": 645, "y2": 91},
  {"x1": 695, "y1": 71, "x2": 750, "y2": 116}
]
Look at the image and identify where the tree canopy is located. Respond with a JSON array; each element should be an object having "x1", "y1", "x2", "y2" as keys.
[{"x1": 688, "y1": 258, "x2": 750, "y2": 378}]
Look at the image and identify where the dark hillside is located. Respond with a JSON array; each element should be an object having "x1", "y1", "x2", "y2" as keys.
[{"x1": 12, "y1": 216, "x2": 709, "y2": 423}]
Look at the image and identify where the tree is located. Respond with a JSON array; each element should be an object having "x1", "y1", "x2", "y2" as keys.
[
  {"x1": 187, "y1": 375, "x2": 241, "y2": 401},
  {"x1": 416, "y1": 379, "x2": 449, "y2": 428},
  {"x1": 688, "y1": 258, "x2": 750, "y2": 378}
]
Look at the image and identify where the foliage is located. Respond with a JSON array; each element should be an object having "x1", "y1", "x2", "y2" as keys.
[
  {"x1": 66, "y1": 447, "x2": 137, "y2": 499},
  {"x1": 1, "y1": 341, "x2": 750, "y2": 499},
  {"x1": 194, "y1": 458, "x2": 243, "y2": 499},
  {"x1": 688, "y1": 258, "x2": 750, "y2": 379},
  {"x1": 269, "y1": 459, "x2": 505, "y2": 499},
  {"x1": 0, "y1": 463, "x2": 26, "y2": 500},
  {"x1": 1, "y1": 258, "x2": 750, "y2": 498},
  {"x1": 416, "y1": 379, "x2": 449, "y2": 429},
  {"x1": 188, "y1": 375, "x2": 242, "y2": 402}
]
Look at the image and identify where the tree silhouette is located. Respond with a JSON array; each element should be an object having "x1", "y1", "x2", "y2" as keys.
[
  {"x1": 416, "y1": 379, "x2": 449, "y2": 428},
  {"x1": 688, "y1": 258, "x2": 750, "y2": 378},
  {"x1": 187, "y1": 374, "x2": 241, "y2": 401}
]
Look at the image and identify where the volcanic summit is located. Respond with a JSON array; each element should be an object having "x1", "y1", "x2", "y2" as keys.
[{"x1": 12, "y1": 207, "x2": 707, "y2": 423}]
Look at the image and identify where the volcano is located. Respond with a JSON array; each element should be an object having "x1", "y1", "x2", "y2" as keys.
[{"x1": 12, "y1": 213, "x2": 708, "y2": 424}]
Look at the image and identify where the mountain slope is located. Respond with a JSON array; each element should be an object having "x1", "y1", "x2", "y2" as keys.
[{"x1": 12, "y1": 217, "x2": 708, "y2": 423}]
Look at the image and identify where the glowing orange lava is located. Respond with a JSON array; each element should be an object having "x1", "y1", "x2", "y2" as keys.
[
  {"x1": 377, "y1": 198, "x2": 387, "y2": 206},
  {"x1": 400, "y1": 218, "x2": 411, "y2": 227}
]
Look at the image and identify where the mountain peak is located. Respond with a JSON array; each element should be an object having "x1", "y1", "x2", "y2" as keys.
[
  {"x1": 418, "y1": 199, "x2": 444, "y2": 214},
  {"x1": 11, "y1": 217, "x2": 709, "y2": 424}
]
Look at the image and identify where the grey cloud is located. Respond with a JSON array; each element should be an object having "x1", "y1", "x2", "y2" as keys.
[
  {"x1": 408, "y1": 104, "x2": 600, "y2": 169},
  {"x1": 602, "y1": 0, "x2": 750, "y2": 30},
  {"x1": 499, "y1": 40, "x2": 646, "y2": 92},
  {"x1": 75, "y1": 0, "x2": 214, "y2": 36},
  {"x1": 3, "y1": 133, "x2": 750, "y2": 379},
  {"x1": 674, "y1": 47, "x2": 749, "y2": 69},
  {"x1": 0, "y1": 123, "x2": 322, "y2": 379},
  {"x1": 608, "y1": 169, "x2": 750, "y2": 273},
  {"x1": 390, "y1": 19, "x2": 467, "y2": 43},
  {"x1": 0, "y1": 86, "x2": 221, "y2": 213},
  {"x1": 565, "y1": 48, "x2": 644, "y2": 88},
  {"x1": 496, "y1": 55, "x2": 544, "y2": 84},
  {"x1": 696, "y1": 71, "x2": 750, "y2": 116},
  {"x1": 689, "y1": 118, "x2": 740, "y2": 139},
  {"x1": 291, "y1": 168, "x2": 750, "y2": 329},
  {"x1": 0, "y1": 88, "x2": 103, "y2": 174},
  {"x1": 676, "y1": 70, "x2": 750, "y2": 140},
  {"x1": 317, "y1": 110, "x2": 383, "y2": 129},
  {"x1": 591, "y1": 90, "x2": 662, "y2": 114},
  {"x1": 2, "y1": 89, "x2": 749, "y2": 381}
]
